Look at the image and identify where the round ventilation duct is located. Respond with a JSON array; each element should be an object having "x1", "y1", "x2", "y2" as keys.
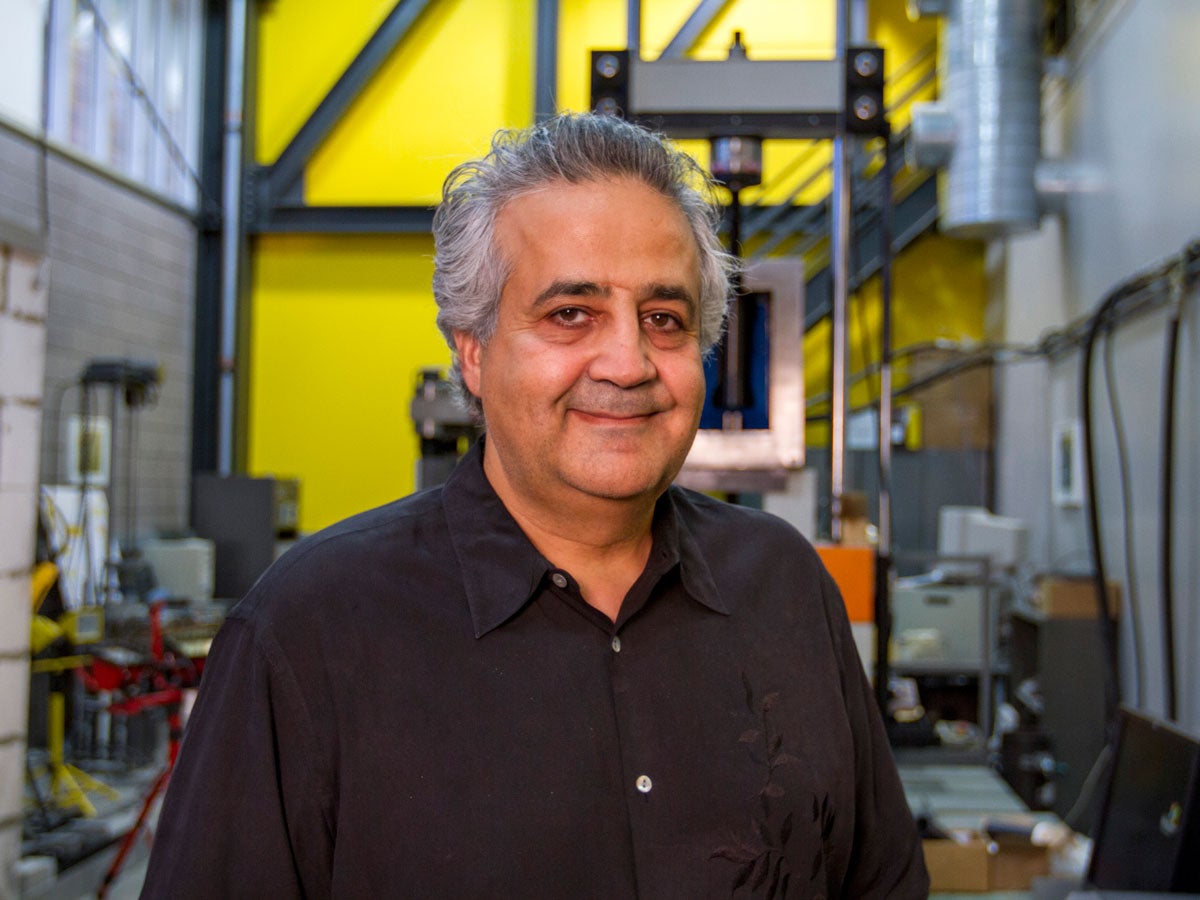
[{"x1": 910, "y1": 0, "x2": 1043, "y2": 239}]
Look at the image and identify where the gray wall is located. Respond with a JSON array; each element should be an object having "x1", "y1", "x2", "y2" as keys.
[
  {"x1": 995, "y1": 0, "x2": 1200, "y2": 728},
  {"x1": 0, "y1": 121, "x2": 197, "y2": 542},
  {"x1": 809, "y1": 447, "x2": 993, "y2": 566}
]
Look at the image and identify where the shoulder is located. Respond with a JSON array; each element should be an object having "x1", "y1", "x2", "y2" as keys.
[
  {"x1": 668, "y1": 485, "x2": 822, "y2": 571},
  {"x1": 227, "y1": 486, "x2": 447, "y2": 627},
  {"x1": 668, "y1": 485, "x2": 847, "y2": 635}
]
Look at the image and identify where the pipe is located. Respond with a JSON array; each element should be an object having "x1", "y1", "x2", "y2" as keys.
[
  {"x1": 1080, "y1": 288, "x2": 1127, "y2": 733},
  {"x1": 878, "y1": 130, "x2": 894, "y2": 556},
  {"x1": 1159, "y1": 265, "x2": 1183, "y2": 721},
  {"x1": 626, "y1": 0, "x2": 640, "y2": 56},
  {"x1": 535, "y1": 0, "x2": 558, "y2": 121},
  {"x1": 829, "y1": 0, "x2": 851, "y2": 540},
  {"x1": 872, "y1": 129, "x2": 896, "y2": 714},
  {"x1": 721, "y1": 190, "x2": 748, "y2": 421},
  {"x1": 218, "y1": 0, "x2": 247, "y2": 475},
  {"x1": 940, "y1": 0, "x2": 1041, "y2": 236},
  {"x1": 908, "y1": 0, "x2": 1042, "y2": 238}
]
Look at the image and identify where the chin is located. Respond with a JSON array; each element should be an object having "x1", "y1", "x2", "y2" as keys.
[{"x1": 567, "y1": 463, "x2": 681, "y2": 503}]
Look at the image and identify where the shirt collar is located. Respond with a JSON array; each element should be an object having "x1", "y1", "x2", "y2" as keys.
[
  {"x1": 658, "y1": 486, "x2": 729, "y2": 617},
  {"x1": 442, "y1": 439, "x2": 550, "y2": 638},
  {"x1": 441, "y1": 439, "x2": 728, "y2": 638}
]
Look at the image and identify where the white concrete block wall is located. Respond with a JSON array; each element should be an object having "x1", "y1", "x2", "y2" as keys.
[
  {"x1": 6, "y1": 251, "x2": 45, "y2": 316},
  {"x1": 0, "y1": 830, "x2": 19, "y2": 900},
  {"x1": 0, "y1": 244, "x2": 47, "y2": 899},
  {"x1": 0, "y1": 573, "x2": 32, "y2": 659}
]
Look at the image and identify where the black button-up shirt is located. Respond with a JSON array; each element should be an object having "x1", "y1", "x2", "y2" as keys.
[{"x1": 142, "y1": 443, "x2": 927, "y2": 898}]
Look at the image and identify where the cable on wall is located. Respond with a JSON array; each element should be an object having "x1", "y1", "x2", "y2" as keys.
[
  {"x1": 1157, "y1": 245, "x2": 1200, "y2": 721},
  {"x1": 1102, "y1": 326, "x2": 1143, "y2": 708},
  {"x1": 1158, "y1": 296, "x2": 1179, "y2": 720},
  {"x1": 1079, "y1": 246, "x2": 1197, "y2": 731},
  {"x1": 1079, "y1": 276, "x2": 1146, "y2": 724}
]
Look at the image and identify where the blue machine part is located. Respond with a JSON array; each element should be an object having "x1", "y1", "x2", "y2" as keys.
[{"x1": 699, "y1": 292, "x2": 771, "y2": 430}]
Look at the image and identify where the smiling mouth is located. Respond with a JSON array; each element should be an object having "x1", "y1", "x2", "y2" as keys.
[{"x1": 571, "y1": 409, "x2": 657, "y2": 424}]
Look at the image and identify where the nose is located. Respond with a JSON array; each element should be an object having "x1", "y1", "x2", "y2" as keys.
[{"x1": 586, "y1": 312, "x2": 656, "y2": 388}]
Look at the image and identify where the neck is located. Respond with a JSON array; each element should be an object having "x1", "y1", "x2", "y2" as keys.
[{"x1": 483, "y1": 451, "x2": 658, "y2": 622}]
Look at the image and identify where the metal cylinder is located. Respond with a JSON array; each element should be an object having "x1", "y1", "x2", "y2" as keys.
[
  {"x1": 939, "y1": 0, "x2": 1042, "y2": 237},
  {"x1": 710, "y1": 136, "x2": 763, "y2": 190}
]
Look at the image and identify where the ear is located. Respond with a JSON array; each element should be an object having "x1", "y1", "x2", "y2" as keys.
[{"x1": 453, "y1": 330, "x2": 483, "y2": 397}]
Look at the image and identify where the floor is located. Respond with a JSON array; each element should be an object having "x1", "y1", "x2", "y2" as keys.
[
  {"x1": 20, "y1": 762, "x2": 160, "y2": 900},
  {"x1": 20, "y1": 848, "x2": 148, "y2": 900}
]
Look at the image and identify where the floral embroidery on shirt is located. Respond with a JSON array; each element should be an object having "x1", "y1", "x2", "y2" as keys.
[{"x1": 711, "y1": 674, "x2": 836, "y2": 899}]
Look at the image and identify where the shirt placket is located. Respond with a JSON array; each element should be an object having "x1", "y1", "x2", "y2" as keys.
[{"x1": 549, "y1": 554, "x2": 679, "y2": 899}]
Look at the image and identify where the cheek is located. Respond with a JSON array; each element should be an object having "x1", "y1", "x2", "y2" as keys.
[
  {"x1": 486, "y1": 341, "x2": 585, "y2": 409},
  {"x1": 673, "y1": 356, "x2": 708, "y2": 413},
  {"x1": 529, "y1": 345, "x2": 594, "y2": 388}
]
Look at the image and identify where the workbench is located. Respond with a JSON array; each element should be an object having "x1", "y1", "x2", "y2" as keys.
[{"x1": 900, "y1": 763, "x2": 1066, "y2": 899}]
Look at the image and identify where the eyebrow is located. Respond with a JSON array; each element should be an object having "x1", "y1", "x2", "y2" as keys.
[
  {"x1": 533, "y1": 280, "x2": 606, "y2": 307},
  {"x1": 645, "y1": 283, "x2": 698, "y2": 310},
  {"x1": 533, "y1": 279, "x2": 698, "y2": 312}
]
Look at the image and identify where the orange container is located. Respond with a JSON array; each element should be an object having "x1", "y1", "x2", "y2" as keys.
[{"x1": 815, "y1": 544, "x2": 875, "y2": 623}]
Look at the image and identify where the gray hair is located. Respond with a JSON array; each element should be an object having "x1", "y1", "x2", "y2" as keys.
[{"x1": 432, "y1": 112, "x2": 736, "y2": 419}]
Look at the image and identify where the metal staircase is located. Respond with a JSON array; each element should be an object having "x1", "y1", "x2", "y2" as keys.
[{"x1": 732, "y1": 40, "x2": 941, "y2": 331}]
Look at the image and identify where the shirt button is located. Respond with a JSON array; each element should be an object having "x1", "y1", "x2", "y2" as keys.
[
  {"x1": 611, "y1": 636, "x2": 622, "y2": 653},
  {"x1": 636, "y1": 775, "x2": 652, "y2": 793},
  {"x1": 550, "y1": 572, "x2": 568, "y2": 589}
]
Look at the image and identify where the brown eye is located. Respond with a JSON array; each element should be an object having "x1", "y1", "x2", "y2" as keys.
[
  {"x1": 645, "y1": 312, "x2": 682, "y2": 331},
  {"x1": 551, "y1": 307, "x2": 589, "y2": 326}
]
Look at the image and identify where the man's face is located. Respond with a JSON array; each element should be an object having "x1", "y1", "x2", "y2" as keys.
[{"x1": 455, "y1": 177, "x2": 707, "y2": 512}]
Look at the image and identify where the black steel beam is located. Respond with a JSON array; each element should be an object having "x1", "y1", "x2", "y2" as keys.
[
  {"x1": 254, "y1": 204, "x2": 436, "y2": 234},
  {"x1": 262, "y1": 0, "x2": 435, "y2": 209},
  {"x1": 191, "y1": 0, "x2": 231, "y2": 476},
  {"x1": 253, "y1": 202, "x2": 851, "y2": 237},
  {"x1": 535, "y1": 0, "x2": 558, "y2": 120},
  {"x1": 631, "y1": 111, "x2": 839, "y2": 140},
  {"x1": 659, "y1": 0, "x2": 735, "y2": 60},
  {"x1": 234, "y1": 0, "x2": 260, "y2": 474}
]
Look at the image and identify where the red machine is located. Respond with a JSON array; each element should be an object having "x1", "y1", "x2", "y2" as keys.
[{"x1": 88, "y1": 599, "x2": 201, "y2": 898}]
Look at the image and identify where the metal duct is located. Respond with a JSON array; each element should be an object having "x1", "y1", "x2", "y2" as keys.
[{"x1": 912, "y1": 0, "x2": 1043, "y2": 238}]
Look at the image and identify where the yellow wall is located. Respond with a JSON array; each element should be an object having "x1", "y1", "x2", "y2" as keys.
[
  {"x1": 248, "y1": 234, "x2": 448, "y2": 530},
  {"x1": 247, "y1": 0, "x2": 984, "y2": 532},
  {"x1": 803, "y1": 233, "x2": 988, "y2": 447},
  {"x1": 870, "y1": 0, "x2": 938, "y2": 132},
  {"x1": 250, "y1": 0, "x2": 534, "y2": 532}
]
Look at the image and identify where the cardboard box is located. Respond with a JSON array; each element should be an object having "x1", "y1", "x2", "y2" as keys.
[
  {"x1": 990, "y1": 842, "x2": 1051, "y2": 890},
  {"x1": 1032, "y1": 575, "x2": 1120, "y2": 619},
  {"x1": 923, "y1": 837, "x2": 1050, "y2": 892},
  {"x1": 905, "y1": 352, "x2": 993, "y2": 451},
  {"x1": 923, "y1": 839, "x2": 990, "y2": 892}
]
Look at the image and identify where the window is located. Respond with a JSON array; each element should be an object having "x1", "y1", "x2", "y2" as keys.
[{"x1": 46, "y1": 0, "x2": 204, "y2": 208}]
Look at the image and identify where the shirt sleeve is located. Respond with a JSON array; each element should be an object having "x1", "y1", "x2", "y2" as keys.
[
  {"x1": 819, "y1": 566, "x2": 931, "y2": 899},
  {"x1": 139, "y1": 615, "x2": 334, "y2": 899}
]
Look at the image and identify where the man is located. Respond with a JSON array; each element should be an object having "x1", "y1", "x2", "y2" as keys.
[{"x1": 142, "y1": 113, "x2": 928, "y2": 898}]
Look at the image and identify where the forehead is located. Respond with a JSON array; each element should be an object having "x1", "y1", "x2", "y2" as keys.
[{"x1": 492, "y1": 177, "x2": 702, "y2": 289}]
